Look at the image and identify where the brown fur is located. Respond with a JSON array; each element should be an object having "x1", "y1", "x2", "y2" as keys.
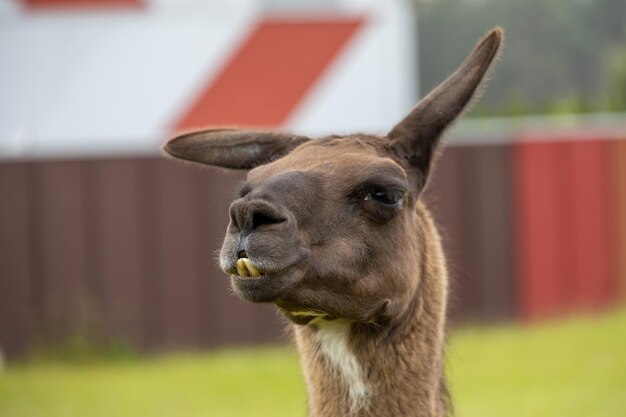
[
  {"x1": 294, "y1": 203, "x2": 449, "y2": 416},
  {"x1": 164, "y1": 28, "x2": 503, "y2": 417}
]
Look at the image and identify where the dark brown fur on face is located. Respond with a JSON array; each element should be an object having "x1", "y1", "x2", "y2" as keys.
[{"x1": 164, "y1": 28, "x2": 503, "y2": 417}]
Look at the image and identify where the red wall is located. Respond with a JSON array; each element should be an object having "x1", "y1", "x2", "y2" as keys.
[{"x1": 514, "y1": 135, "x2": 622, "y2": 320}]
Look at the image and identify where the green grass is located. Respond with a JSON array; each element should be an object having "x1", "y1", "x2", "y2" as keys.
[
  {"x1": 1, "y1": 308, "x2": 625, "y2": 417},
  {"x1": 448, "y1": 308, "x2": 626, "y2": 417}
]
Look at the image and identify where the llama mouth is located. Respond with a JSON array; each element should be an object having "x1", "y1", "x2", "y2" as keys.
[
  {"x1": 230, "y1": 262, "x2": 304, "y2": 303},
  {"x1": 235, "y1": 258, "x2": 263, "y2": 279}
]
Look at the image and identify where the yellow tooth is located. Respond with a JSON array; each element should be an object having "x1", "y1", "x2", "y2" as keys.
[
  {"x1": 242, "y1": 258, "x2": 261, "y2": 278},
  {"x1": 236, "y1": 258, "x2": 248, "y2": 278}
]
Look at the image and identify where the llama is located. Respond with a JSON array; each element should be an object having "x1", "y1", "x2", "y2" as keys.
[{"x1": 164, "y1": 28, "x2": 502, "y2": 417}]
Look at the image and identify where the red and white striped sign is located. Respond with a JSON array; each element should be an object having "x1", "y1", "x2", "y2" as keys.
[{"x1": 0, "y1": 0, "x2": 417, "y2": 159}]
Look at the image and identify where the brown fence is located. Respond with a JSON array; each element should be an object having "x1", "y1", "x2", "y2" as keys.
[
  {"x1": 0, "y1": 146, "x2": 516, "y2": 359},
  {"x1": 428, "y1": 145, "x2": 516, "y2": 322}
]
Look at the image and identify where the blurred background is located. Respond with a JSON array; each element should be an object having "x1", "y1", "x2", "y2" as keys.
[{"x1": 0, "y1": 0, "x2": 625, "y2": 416}]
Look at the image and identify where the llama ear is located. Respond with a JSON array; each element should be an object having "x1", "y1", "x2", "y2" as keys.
[
  {"x1": 388, "y1": 28, "x2": 503, "y2": 188},
  {"x1": 163, "y1": 129, "x2": 311, "y2": 170}
]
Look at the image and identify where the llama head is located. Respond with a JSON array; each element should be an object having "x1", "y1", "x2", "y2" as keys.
[{"x1": 164, "y1": 28, "x2": 502, "y2": 325}]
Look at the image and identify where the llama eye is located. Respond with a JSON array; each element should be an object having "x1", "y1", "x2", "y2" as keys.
[{"x1": 365, "y1": 189, "x2": 403, "y2": 206}]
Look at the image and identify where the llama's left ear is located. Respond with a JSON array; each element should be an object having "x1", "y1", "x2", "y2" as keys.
[
  {"x1": 164, "y1": 129, "x2": 311, "y2": 170},
  {"x1": 388, "y1": 27, "x2": 503, "y2": 188}
]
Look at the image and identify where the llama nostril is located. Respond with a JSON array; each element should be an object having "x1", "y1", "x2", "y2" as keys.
[
  {"x1": 237, "y1": 250, "x2": 247, "y2": 259},
  {"x1": 234, "y1": 200, "x2": 286, "y2": 234},
  {"x1": 251, "y1": 208, "x2": 286, "y2": 230}
]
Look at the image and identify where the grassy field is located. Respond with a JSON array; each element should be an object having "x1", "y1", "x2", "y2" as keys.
[{"x1": 1, "y1": 308, "x2": 625, "y2": 417}]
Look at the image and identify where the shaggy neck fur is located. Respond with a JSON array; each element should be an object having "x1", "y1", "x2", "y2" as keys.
[{"x1": 293, "y1": 204, "x2": 449, "y2": 417}]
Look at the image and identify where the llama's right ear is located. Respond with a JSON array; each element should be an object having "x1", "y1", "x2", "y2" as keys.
[
  {"x1": 387, "y1": 28, "x2": 503, "y2": 189},
  {"x1": 163, "y1": 129, "x2": 311, "y2": 170}
]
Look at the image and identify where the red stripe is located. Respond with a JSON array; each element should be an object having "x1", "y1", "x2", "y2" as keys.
[
  {"x1": 515, "y1": 134, "x2": 616, "y2": 320},
  {"x1": 614, "y1": 139, "x2": 626, "y2": 301},
  {"x1": 566, "y1": 139, "x2": 614, "y2": 309},
  {"x1": 22, "y1": 0, "x2": 143, "y2": 9},
  {"x1": 175, "y1": 18, "x2": 363, "y2": 130},
  {"x1": 552, "y1": 142, "x2": 576, "y2": 312},
  {"x1": 514, "y1": 141, "x2": 563, "y2": 320}
]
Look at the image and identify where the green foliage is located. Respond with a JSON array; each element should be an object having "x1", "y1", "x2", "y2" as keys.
[
  {"x1": 1, "y1": 309, "x2": 625, "y2": 417},
  {"x1": 603, "y1": 45, "x2": 626, "y2": 111},
  {"x1": 414, "y1": 0, "x2": 626, "y2": 116}
]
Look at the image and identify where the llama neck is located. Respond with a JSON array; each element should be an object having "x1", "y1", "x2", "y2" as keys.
[{"x1": 294, "y1": 207, "x2": 449, "y2": 417}]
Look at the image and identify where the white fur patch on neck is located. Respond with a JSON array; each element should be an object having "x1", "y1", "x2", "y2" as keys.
[{"x1": 314, "y1": 320, "x2": 369, "y2": 413}]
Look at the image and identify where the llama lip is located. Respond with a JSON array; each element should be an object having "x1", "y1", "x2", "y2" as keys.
[{"x1": 231, "y1": 265, "x2": 306, "y2": 303}]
